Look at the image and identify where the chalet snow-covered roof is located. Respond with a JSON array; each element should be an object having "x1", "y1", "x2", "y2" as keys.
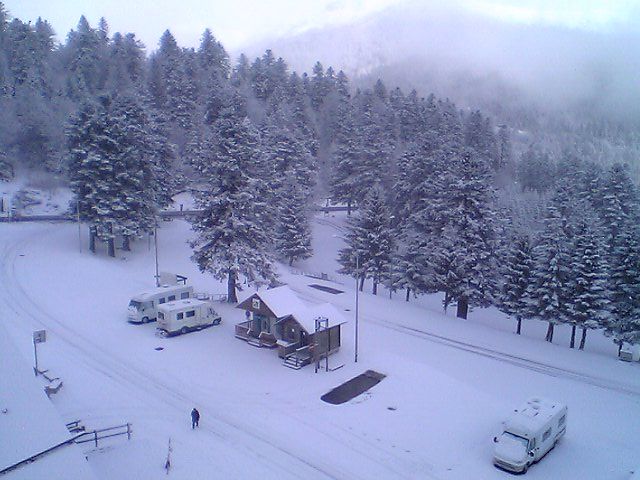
[
  {"x1": 250, "y1": 285, "x2": 307, "y2": 318},
  {"x1": 288, "y1": 302, "x2": 349, "y2": 334},
  {"x1": 238, "y1": 285, "x2": 348, "y2": 333}
]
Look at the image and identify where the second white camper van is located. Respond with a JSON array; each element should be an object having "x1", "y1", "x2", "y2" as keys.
[
  {"x1": 493, "y1": 397, "x2": 567, "y2": 473},
  {"x1": 156, "y1": 299, "x2": 222, "y2": 336},
  {"x1": 127, "y1": 285, "x2": 193, "y2": 323}
]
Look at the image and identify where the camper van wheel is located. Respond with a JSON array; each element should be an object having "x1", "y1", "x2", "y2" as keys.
[
  {"x1": 180, "y1": 327, "x2": 188, "y2": 335},
  {"x1": 142, "y1": 316, "x2": 149, "y2": 324}
]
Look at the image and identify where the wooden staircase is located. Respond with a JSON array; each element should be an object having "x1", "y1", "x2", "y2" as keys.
[{"x1": 283, "y1": 346, "x2": 312, "y2": 370}]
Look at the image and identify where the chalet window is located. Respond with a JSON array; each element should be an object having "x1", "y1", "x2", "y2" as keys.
[
  {"x1": 542, "y1": 429, "x2": 551, "y2": 442},
  {"x1": 168, "y1": 295, "x2": 176, "y2": 301},
  {"x1": 180, "y1": 292, "x2": 190, "y2": 299},
  {"x1": 186, "y1": 310, "x2": 195, "y2": 318},
  {"x1": 159, "y1": 297, "x2": 166, "y2": 304},
  {"x1": 252, "y1": 298, "x2": 261, "y2": 310},
  {"x1": 177, "y1": 313, "x2": 184, "y2": 320}
]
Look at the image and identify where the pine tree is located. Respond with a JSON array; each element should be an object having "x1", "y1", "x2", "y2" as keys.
[
  {"x1": 425, "y1": 148, "x2": 498, "y2": 318},
  {"x1": 338, "y1": 185, "x2": 395, "y2": 295},
  {"x1": 566, "y1": 206, "x2": 610, "y2": 349},
  {"x1": 67, "y1": 94, "x2": 164, "y2": 256},
  {"x1": 607, "y1": 222, "x2": 640, "y2": 349},
  {"x1": 274, "y1": 181, "x2": 313, "y2": 266},
  {"x1": 190, "y1": 94, "x2": 277, "y2": 303},
  {"x1": 525, "y1": 204, "x2": 571, "y2": 342},
  {"x1": 498, "y1": 235, "x2": 534, "y2": 334}
]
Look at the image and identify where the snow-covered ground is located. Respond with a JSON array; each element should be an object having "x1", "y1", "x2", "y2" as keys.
[{"x1": 1, "y1": 213, "x2": 639, "y2": 479}]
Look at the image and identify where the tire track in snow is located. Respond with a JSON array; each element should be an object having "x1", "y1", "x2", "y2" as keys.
[{"x1": 291, "y1": 283, "x2": 640, "y2": 399}]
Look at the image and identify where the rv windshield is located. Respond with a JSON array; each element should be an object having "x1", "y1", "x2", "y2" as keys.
[
  {"x1": 129, "y1": 300, "x2": 142, "y2": 309},
  {"x1": 501, "y1": 432, "x2": 529, "y2": 449}
]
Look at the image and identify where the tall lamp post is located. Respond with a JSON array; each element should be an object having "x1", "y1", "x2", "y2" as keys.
[
  {"x1": 334, "y1": 234, "x2": 359, "y2": 363},
  {"x1": 354, "y1": 252, "x2": 359, "y2": 363},
  {"x1": 154, "y1": 221, "x2": 160, "y2": 287}
]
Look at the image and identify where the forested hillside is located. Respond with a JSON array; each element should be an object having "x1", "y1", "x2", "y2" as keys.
[{"x1": 0, "y1": 3, "x2": 638, "y2": 352}]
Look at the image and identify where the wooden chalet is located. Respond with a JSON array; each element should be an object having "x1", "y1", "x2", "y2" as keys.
[{"x1": 235, "y1": 285, "x2": 347, "y2": 369}]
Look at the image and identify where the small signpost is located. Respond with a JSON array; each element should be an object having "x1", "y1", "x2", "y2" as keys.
[{"x1": 33, "y1": 330, "x2": 46, "y2": 376}]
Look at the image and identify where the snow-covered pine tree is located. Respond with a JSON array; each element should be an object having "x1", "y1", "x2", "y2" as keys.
[
  {"x1": 105, "y1": 32, "x2": 146, "y2": 95},
  {"x1": 525, "y1": 203, "x2": 571, "y2": 342},
  {"x1": 0, "y1": 148, "x2": 13, "y2": 181},
  {"x1": 61, "y1": 16, "x2": 108, "y2": 100},
  {"x1": 329, "y1": 97, "x2": 360, "y2": 214},
  {"x1": 607, "y1": 221, "x2": 640, "y2": 350},
  {"x1": 274, "y1": 180, "x2": 313, "y2": 266},
  {"x1": 337, "y1": 185, "x2": 395, "y2": 295},
  {"x1": 516, "y1": 147, "x2": 555, "y2": 194},
  {"x1": 67, "y1": 96, "x2": 119, "y2": 256},
  {"x1": 498, "y1": 234, "x2": 534, "y2": 335},
  {"x1": 190, "y1": 93, "x2": 277, "y2": 303},
  {"x1": 425, "y1": 147, "x2": 498, "y2": 318},
  {"x1": 566, "y1": 205, "x2": 610, "y2": 349},
  {"x1": 67, "y1": 94, "x2": 164, "y2": 256}
]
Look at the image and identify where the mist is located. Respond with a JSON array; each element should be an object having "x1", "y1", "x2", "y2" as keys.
[{"x1": 246, "y1": 1, "x2": 640, "y2": 122}]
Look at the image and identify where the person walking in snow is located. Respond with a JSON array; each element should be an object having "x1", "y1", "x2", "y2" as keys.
[{"x1": 191, "y1": 408, "x2": 200, "y2": 429}]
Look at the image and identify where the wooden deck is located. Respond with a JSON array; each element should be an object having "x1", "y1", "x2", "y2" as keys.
[{"x1": 234, "y1": 322, "x2": 277, "y2": 348}]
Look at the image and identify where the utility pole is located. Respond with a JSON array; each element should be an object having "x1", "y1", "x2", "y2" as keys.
[
  {"x1": 76, "y1": 199, "x2": 82, "y2": 253},
  {"x1": 355, "y1": 253, "x2": 359, "y2": 363},
  {"x1": 154, "y1": 221, "x2": 160, "y2": 287}
]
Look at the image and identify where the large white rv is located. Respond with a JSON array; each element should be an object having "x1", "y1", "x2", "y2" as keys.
[
  {"x1": 156, "y1": 299, "x2": 221, "y2": 336},
  {"x1": 493, "y1": 398, "x2": 567, "y2": 473},
  {"x1": 127, "y1": 285, "x2": 193, "y2": 324}
]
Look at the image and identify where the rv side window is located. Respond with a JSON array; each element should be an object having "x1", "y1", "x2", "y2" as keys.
[
  {"x1": 558, "y1": 415, "x2": 566, "y2": 427},
  {"x1": 186, "y1": 310, "x2": 195, "y2": 318},
  {"x1": 158, "y1": 312, "x2": 164, "y2": 320},
  {"x1": 168, "y1": 295, "x2": 176, "y2": 301},
  {"x1": 542, "y1": 428, "x2": 551, "y2": 442},
  {"x1": 177, "y1": 313, "x2": 184, "y2": 320},
  {"x1": 159, "y1": 297, "x2": 166, "y2": 304},
  {"x1": 181, "y1": 292, "x2": 190, "y2": 299}
]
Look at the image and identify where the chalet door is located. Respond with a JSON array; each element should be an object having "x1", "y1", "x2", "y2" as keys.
[{"x1": 254, "y1": 313, "x2": 269, "y2": 332}]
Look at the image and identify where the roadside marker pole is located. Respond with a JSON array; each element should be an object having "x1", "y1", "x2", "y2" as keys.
[{"x1": 33, "y1": 330, "x2": 46, "y2": 376}]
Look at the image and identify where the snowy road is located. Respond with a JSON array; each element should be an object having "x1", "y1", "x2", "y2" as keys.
[
  {"x1": 0, "y1": 224, "x2": 435, "y2": 480},
  {"x1": 1, "y1": 221, "x2": 639, "y2": 479}
]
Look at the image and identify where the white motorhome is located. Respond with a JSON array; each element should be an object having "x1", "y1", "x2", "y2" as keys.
[
  {"x1": 156, "y1": 299, "x2": 221, "y2": 336},
  {"x1": 493, "y1": 398, "x2": 567, "y2": 473},
  {"x1": 127, "y1": 285, "x2": 193, "y2": 324}
]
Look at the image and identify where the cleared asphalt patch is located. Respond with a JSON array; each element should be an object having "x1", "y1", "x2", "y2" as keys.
[
  {"x1": 321, "y1": 370, "x2": 386, "y2": 404},
  {"x1": 308, "y1": 284, "x2": 344, "y2": 295}
]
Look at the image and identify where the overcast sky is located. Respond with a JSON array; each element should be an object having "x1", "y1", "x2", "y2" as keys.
[{"x1": 3, "y1": 0, "x2": 639, "y2": 53}]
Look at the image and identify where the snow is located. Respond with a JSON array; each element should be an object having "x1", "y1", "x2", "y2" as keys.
[
  {"x1": 505, "y1": 398, "x2": 564, "y2": 434},
  {"x1": 0, "y1": 324, "x2": 96, "y2": 479},
  {"x1": 246, "y1": 284, "x2": 308, "y2": 318},
  {"x1": 1, "y1": 213, "x2": 640, "y2": 479},
  {"x1": 0, "y1": 176, "x2": 73, "y2": 217},
  {"x1": 292, "y1": 302, "x2": 349, "y2": 333}
]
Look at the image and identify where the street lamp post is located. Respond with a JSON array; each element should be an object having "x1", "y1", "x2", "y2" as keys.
[
  {"x1": 154, "y1": 221, "x2": 160, "y2": 287},
  {"x1": 333, "y1": 234, "x2": 359, "y2": 363},
  {"x1": 354, "y1": 252, "x2": 359, "y2": 363}
]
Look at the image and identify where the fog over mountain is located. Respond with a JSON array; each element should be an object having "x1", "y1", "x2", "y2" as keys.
[{"x1": 245, "y1": 1, "x2": 640, "y2": 124}]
